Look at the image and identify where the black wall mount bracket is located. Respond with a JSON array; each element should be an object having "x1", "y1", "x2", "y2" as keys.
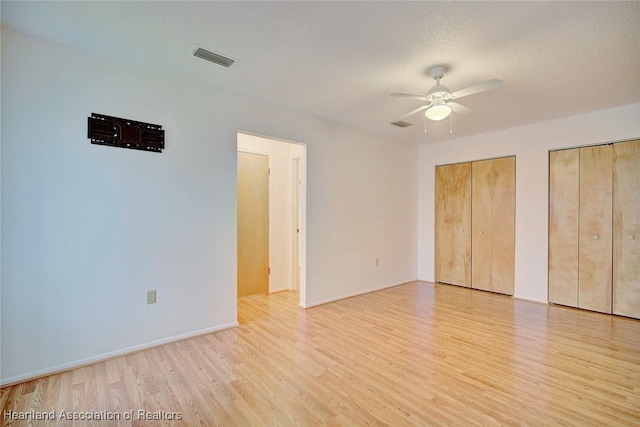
[{"x1": 88, "y1": 113, "x2": 164, "y2": 153}]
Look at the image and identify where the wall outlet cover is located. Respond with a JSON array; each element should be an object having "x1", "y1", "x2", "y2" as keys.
[{"x1": 146, "y1": 290, "x2": 157, "y2": 304}]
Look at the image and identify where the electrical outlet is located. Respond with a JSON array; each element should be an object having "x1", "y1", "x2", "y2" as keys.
[{"x1": 146, "y1": 290, "x2": 157, "y2": 305}]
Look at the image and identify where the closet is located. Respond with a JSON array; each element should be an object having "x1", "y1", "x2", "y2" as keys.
[
  {"x1": 548, "y1": 139, "x2": 640, "y2": 319},
  {"x1": 435, "y1": 156, "x2": 515, "y2": 295}
]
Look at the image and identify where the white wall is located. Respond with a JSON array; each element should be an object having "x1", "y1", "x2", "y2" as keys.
[
  {"x1": 419, "y1": 103, "x2": 640, "y2": 302},
  {"x1": 237, "y1": 133, "x2": 305, "y2": 294},
  {"x1": 0, "y1": 28, "x2": 419, "y2": 384}
]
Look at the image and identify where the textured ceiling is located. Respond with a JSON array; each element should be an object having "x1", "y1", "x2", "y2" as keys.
[{"x1": 2, "y1": 1, "x2": 639, "y2": 144}]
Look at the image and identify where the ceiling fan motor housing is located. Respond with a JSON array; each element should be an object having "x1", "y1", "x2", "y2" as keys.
[{"x1": 426, "y1": 85, "x2": 451, "y2": 101}]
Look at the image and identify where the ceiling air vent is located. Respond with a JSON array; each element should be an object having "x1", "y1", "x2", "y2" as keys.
[
  {"x1": 193, "y1": 47, "x2": 235, "y2": 68},
  {"x1": 391, "y1": 121, "x2": 412, "y2": 128}
]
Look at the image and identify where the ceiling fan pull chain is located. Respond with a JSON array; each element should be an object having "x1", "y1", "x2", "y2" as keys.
[
  {"x1": 424, "y1": 115, "x2": 428, "y2": 133},
  {"x1": 450, "y1": 113, "x2": 453, "y2": 134}
]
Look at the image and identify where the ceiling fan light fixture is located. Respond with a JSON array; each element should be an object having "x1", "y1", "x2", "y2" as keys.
[
  {"x1": 425, "y1": 99, "x2": 451, "y2": 121},
  {"x1": 393, "y1": 66, "x2": 501, "y2": 125}
]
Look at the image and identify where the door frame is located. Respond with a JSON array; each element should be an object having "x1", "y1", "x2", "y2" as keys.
[
  {"x1": 237, "y1": 132, "x2": 307, "y2": 308},
  {"x1": 292, "y1": 156, "x2": 301, "y2": 291}
]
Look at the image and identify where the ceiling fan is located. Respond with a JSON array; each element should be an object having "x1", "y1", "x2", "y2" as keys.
[{"x1": 392, "y1": 66, "x2": 503, "y2": 122}]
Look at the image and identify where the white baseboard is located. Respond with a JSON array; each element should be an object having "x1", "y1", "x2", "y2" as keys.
[
  {"x1": 269, "y1": 287, "x2": 291, "y2": 294},
  {"x1": 304, "y1": 279, "x2": 417, "y2": 308},
  {"x1": 0, "y1": 322, "x2": 239, "y2": 387},
  {"x1": 513, "y1": 296, "x2": 549, "y2": 305}
]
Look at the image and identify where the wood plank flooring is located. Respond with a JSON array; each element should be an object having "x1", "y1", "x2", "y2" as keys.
[{"x1": 2, "y1": 281, "x2": 640, "y2": 426}]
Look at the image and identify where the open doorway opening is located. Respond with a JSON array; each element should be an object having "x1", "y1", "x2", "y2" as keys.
[{"x1": 237, "y1": 132, "x2": 307, "y2": 308}]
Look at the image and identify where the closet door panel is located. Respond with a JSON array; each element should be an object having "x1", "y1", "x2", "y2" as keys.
[
  {"x1": 548, "y1": 149, "x2": 580, "y2": 307},
  {"x1": 491, "y1": 157, "x2": 516, "y2": 295},
  {"x1": 578, "y1": 145, "x2": 613, "y2": 314},
  {"x1": 471, "y1": 159, "x2": 494, "y2": 291},
  {"x1": 435, "y1": 163, "x2": 471, "y2": 287},
  {"x1": 613, "y1": 139, "x2": 640, "y2": 319},
  {"x1": 471, "y1": 157, "x2": 515, "y2": 295}
]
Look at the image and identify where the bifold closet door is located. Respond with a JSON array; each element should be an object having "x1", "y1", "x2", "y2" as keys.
[
  {"x1": 435, "y1": 163, "x2": 471, "y2": 287},
  {"x1": 548, "y1": 149, "x2": 580, "y2": 307},
  {"x1": 549, "y1": 145, "x2": 613, "y2": 312},
  {"x1": 578, "y1": 145, "x2": 613, "y2": 314},
  {"x1": 613, "y1": 139, "x2": 640, "y2": 319},
  {"x1": 471, "y1": 157, "x2": 515, "y2": 295}
]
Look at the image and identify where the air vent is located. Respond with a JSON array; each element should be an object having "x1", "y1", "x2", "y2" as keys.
[
  {"x1": 390, "y1": 121, "x2": 412, "y2": 128},
  {"x1": 193, "y1": 47, "x2": 235, "y2": 68}
]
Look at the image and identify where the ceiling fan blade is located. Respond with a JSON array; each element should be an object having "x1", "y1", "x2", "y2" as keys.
[
  {"x1": 448, "y1": 101, "x2": 476, "y2": 116},
  {"x1": 401, "y1": 104, "x2": 430, "y2": 118},
  {"x1": 391, "y1": 93, "x2": 430, "y2": 102},
  {"x1": 451, "y1": 79, "x2": 502, "y2": 99}
]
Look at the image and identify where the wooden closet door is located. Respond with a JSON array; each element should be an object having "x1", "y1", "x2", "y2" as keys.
[
  {"x1": 435, "y1": 163, "x2": 471, "y2": 287},
  {"x1": 471, "y1": 157, "x2": 515, "y2": 295},
  {"x1": 578, "y1": 145, "x2": 613, "y2": 313},
  {"x1": 490, "y1": 157, "x2": 516, "y2": 295},
  {"x1": 548, "y1": 149, "x2": 580, "y2": 307},
  {"x1": 471, "y1": 159, "x2": 493, "y2": 291},
  {"x1": 613, "y1": 139, "x2": 640, "y2": 319}
]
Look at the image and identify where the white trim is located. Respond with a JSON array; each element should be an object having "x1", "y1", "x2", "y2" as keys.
[
  {"x1": 269, "y1": 287, "x2": 291, "y2": 293},
  {"x1": 292, "y1": 156, "x2": 301, "y2": 291},
  {"x1": 237, "y1": 132, "x2": 307, "y2": 308},
  {"x1": 238, "y1": 130, "x2": 305, "y2": 148},
  {"x1": 513, "y1": 296, "x2": 550, "y2": 306},
  {"x1": 0, "y1": 322, "x2": 239, "y2": 387},
  {"x1": 296, "y1": 151, "x2": 307, "y2": 308},
  {"x1": 303, "y1": 280, "x2": 418, "y2": 308}
]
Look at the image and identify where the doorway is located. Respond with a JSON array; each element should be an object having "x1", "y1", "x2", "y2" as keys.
[{"x1": 237, "y1": 132, "x2": 307, "y2": 307}]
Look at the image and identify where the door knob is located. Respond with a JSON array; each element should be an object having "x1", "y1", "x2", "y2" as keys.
[
  {"x1": 592, "y1": 235, "x2": 599, "y2": 240},
  {"x1": 629, "y1": 235, "x2": 635, "y2": 240},
  {"x1": 459, "y1": 229, "x2": 464, "y2": 234},
  {"x1": 479, "y1": 231, "x2": 484, "y2": 235}
]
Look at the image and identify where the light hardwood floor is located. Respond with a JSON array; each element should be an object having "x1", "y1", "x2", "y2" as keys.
[{"x1": 2, "y1": 281, "x2": 640, "y2": 426}]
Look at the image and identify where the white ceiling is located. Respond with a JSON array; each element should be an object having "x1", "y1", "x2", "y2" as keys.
[{"x1": 2, "y1": 1, "x2": 639, "y2": 144}]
